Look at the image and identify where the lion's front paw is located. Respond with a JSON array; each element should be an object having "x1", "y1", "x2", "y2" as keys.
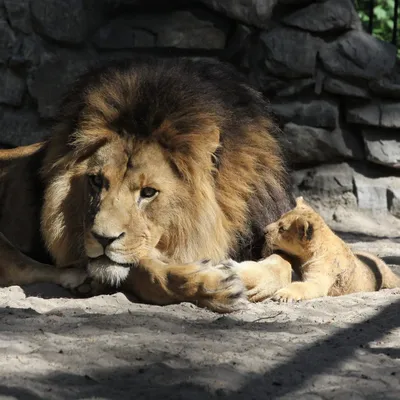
[
  {"x1": 272, "y1": 283, "x2": 308, "y2": 303},
  {"x1": 189, "y1": 260, "x2": 248, "y2": 313},
  {"x1": 58, "y1": 267, "x2": 88, "y2": 290}
]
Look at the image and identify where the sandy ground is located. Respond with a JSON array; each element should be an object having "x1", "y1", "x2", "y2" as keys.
[{"x1": 0, "y1": 239, "x2": 399, "y2": 400}]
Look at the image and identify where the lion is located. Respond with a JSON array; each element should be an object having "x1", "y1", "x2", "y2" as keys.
[
  {"x1": 0, "y1": 57, "x2": 294, "y2": 312},
  {"x1": 264, "y1": 197, "x2": 400, "y2": 302}
]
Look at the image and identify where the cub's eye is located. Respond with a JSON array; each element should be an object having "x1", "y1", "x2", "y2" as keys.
[
  {"x1": 278, "y1": 226, "x2": 286, "y2": 233},
  {"x1": 88, "y1": 174, "x2": 103, "y2": 189},
  {"x1": 140, "y1": 187, "x2": 158, "y2": 198}
]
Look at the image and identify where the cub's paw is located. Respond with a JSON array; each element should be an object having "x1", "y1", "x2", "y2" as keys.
[
  {"x1": 58, "y1": 267, "x2": 88, "y2": 290},
  {"x1": 272, "y1": 283, "x2": 309, "y2": 303},
  {"x1": 188, "y1": 260, "x2": 248, "y2": 313}
]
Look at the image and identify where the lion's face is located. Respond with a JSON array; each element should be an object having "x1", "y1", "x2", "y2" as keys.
[
  {"x1": 264, "y1": 197, "x2": 315, "y2": 257},
  {"x1": 81, "y1": 137, "x2": 183, "y2": 284}
]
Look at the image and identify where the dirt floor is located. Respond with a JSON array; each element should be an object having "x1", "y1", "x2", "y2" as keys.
[{"x1": 0, "y1": 238, "x2": 399, "y2": 400}]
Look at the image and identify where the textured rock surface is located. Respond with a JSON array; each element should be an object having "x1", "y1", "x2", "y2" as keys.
[
  {"x1": 284, "y1": 123, "x2": 363, "y2": 163},
  {"x1": 319, "y1": 31, "x2": 397, "y2": 80},
  {"x1": 0, "y1": 108, "x2": 48, "y2": 146},
  {"x1": 31, "y1": 0, "x2": 88, "y2": 44},
  {"x1": 28, "y1": 51, "x2": 97, "y2": 118},
  {"x1": 283, "y1": 0, "x2": 359, "y2": 32},
  {"x1": 103, "y1": 10, "x2": 230, "y2": 50},
  {"x1": 0, "y1": 67, "x2": 25, "y2": 106},
  {"x1": 324, "y1": 76, "x2": 370, "y2": 98},
  {"x1": 271, "y1": 98, "x2": 339, "y2": 128},
  {"x1": 198, "y1": 0, "x2": 277, "y2": 28},
  {"x1": 362, "y1": 129, "x2": 400, "y2": 168},
  {"x1": 4, "y1": 0, "x2": 31, "y2": 33},
  {"x1": 256, "y1": 28, "x2": 323, "y2": 78},
  {"x1": 0, "y1": 17, "x2": 17, "y2": 63}
]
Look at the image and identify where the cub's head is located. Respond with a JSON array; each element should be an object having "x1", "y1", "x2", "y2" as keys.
[
  {"x1": 264, "y1": 197, "x2": 322, "y2": 258},
  {"x1": 40, "y1": 58, "x2": 231, "y2": 285}
]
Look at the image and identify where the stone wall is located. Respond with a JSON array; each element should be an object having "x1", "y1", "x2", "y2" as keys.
[{"x1": 0, "y1": 0, "x2": 399, "y2": 235}]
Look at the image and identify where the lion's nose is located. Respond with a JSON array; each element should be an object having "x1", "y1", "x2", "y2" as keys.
[{"x1": 92, "y1": 232, "x2": 125, "y2": 249}]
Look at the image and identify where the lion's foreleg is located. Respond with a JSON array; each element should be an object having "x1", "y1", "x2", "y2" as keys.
[
  {"x1": 122, "y1": 258, "x2": 247, "y2": 313},
  {"x1": 0, "y1": 233, "x2": 87, "y2": 289}
]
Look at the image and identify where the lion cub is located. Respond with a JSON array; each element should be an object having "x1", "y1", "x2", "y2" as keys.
[{"x1": 265, "y1": 197, "x2": 400, "y2": 302}]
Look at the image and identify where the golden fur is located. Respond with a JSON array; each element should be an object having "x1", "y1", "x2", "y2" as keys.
[
  {"x1": 0, "y1": 57, "x2": 293, "y2": 312},
  {"x1": 264, "y1": 197, "x2": 400, "y2": 302}
]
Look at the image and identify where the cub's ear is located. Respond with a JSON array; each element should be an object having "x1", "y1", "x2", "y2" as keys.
[
  {"x1": 297, "y1": 219, "x2": 314, "y2": 241},
  {"x1": 295, "y1": 196, "x2": 305, "y2": 207}
]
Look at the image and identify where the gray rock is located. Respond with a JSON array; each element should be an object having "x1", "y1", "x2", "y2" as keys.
[
  {"x1": 279, "y1": 0, "x2": 314, "y2": 4},
  {"x1": 271, "y1": 98, "x2": 339, "y2": 129},
  {"x1": 0, "y1": 18, "x2": 16, "y2": 63},
  {"x1": 319, "y1": 31, "x2": 397, "y2": 80},
  {"x1": 0, "y1": 108, "x2": 48, "y2": 146},
  {"x1": 381, "y1": 102, "x2": 400, "y2": 128},
  {"x1": 284, "y1": 123, "x2": 363, "y2": 163},
  {"x1": 346, "y1": 101, "x2": 380, "y2": 126},
  {"x1": 275, "y1": 78, "x2": 315, "y2": 97},
  {"x1": 4, "y1": 0, "x2": 31, "y2": 33},
  {"x1": 31, "y1": 0, "x2": 87, "y2": 44},
  {"x1": 248, "y1": 68, "x2": 287, "y2": 93},
  {"x1": 362, "y1": 129, "x2": 400, "y2": 168},
  {"x1": 292, "y1": 163, "x2": 354, "y2": 195},
  {"x1": 0, "y1": 67, "x2": 25, "y2": 106},
  {"x1": 257, "y1": 27, "x2": 323, "y2": 78},
  {"x1": 10, "y1": 36, "x2": 41, "y2": 67},
  {"x1": 198, "y1": 0, "x2": 277, "y2": 29},
  {"x1": 388, "y1": 188, "x2": 400, "y2": 218},
  {"x1": 28, "y1": 51, "x2": 96, "y2": 118},
  {"x1": 93, "y1": 20, "x2": 156, "y2": 49},
  {"x1": 369, "y1": 67, "x2": 400, "y2": 98},
  {"x1": 118, "y1": 10, "x2": 229, "y2": 49},
  {"x1": 324, "y1": 76, "x2": 370, "y2": 98},
  {"x1": 353, "y1": 172, "x2": 398, "y2": 212},
  {"x1": 283, "y1": 0, "x2": 359, "y2": 32}
]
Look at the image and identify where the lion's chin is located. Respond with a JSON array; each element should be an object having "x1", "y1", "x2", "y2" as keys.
[{"x1": 87, "y1": 256, "x2": 131, "y2": 287}]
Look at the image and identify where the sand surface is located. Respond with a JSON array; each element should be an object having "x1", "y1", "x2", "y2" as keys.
[{"x1": 1, "y1": 239, "x2": 399, "y2": 400}]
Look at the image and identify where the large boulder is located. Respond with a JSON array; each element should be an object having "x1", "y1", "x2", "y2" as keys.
[
  {"x1": 347, "y1": 100, "x2": 400, "y2": 128},
  {"x1": 362, "y1": 128, "x2": 400, "y2": 168},
  {"x1": 319, "y1": 31, "x2": 397, "y2": 80},
  {"x1": 0, "y1": 67, "x2": 25, "y2": 106},
  {"x1": 283, "y1": 0, "x2": 360, "y2": 32},
  {"x1": 198, "y1": 0, "x2": 277, "y2": 29},
  {"x1": 284, "y1": 123, "x2": 364, "y2": 163},
  {"x1": 4, "y1": 0, "x2": 31, "y2": 33},
  {"x1": 93, "y1": 9, "x2": 229, "y2": 50},
  {"x1": 28, "y1": 50, "x2": 97, "y2": 118},
  {"x1": 271, "y1": 97, "x2": 339, "y2": 129},
  {"x1": 252, "y1": 27, "x2": 323, "y2": 79},
  {"x1": 0, "y1": 108, "x2": 48, "y2": 147},
  {"x1": 0, "y1": 17, "x2": 17, "y2": 63},
  {"x1": 31, "y1": 0, "x2": 88, "y2": 44}
]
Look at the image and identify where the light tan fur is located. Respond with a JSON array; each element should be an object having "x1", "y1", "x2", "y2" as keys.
[{"x1": 265, "y1": 197, "x2": 400, "y2": 302}]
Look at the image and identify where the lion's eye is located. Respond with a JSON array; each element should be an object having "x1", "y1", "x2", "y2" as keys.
[
  {"x1": 140, "y1": 187, "x2": 158, "y2": 198},
  {"x1": 88, "y1": 174, "x2": 103, "y2": 189},
  {"x1": 278, "y1": 226, "x2": 286, "y2": 233}
]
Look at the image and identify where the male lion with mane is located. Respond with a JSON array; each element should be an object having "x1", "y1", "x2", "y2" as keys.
[{"x1": 0, "y1": 57, "x2": 293, "y2": 312}]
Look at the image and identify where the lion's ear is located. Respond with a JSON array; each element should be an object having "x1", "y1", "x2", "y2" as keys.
[
  {"x1": 154, "y1": 120, "x2": 220, "y2": 180},
  {"x1": 297, "y1": 219, "x2": 314, "y2": 241}
]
